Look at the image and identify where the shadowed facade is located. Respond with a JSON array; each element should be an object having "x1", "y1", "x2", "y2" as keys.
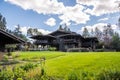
[
  {"x1": 0, "y1": 28, "x2": 25, "y2": 51},
  {"x1": 31, "y1": 27, "x2": 98, "y2": 52}
]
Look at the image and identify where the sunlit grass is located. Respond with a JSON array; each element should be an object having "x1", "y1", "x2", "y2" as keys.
[{"x1": 12, "y1": 51, "x2": 120, "y2": 78}]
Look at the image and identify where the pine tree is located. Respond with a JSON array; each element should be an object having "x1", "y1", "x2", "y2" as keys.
[
  {"x1": 0, "y1": 13, "x2": 6, "y2": 30},
  {"x1": 82, "y1": 27, "x2": 89, "y2": 38}
]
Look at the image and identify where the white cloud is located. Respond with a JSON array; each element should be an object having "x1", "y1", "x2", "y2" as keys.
[
  {"x1": 14, "y1": 26, "x2": 51, "y2": 35},
  {"x1": 5, "y1": 0, "x2": 64, "y2": 15},
  {"x1": 20, "y1": 26, "x2": 29, "y2": 35},
  {"x1": 45, "y1": 17, "x2": 56, "y2": 26},
  {"x1": 98, "y1": 18, "x2": 109, "y2": 22},
  {"x1": 38, "y1": 29, "x2": 51, "y2": 35},
  {"x1": 5, "y1": 0, "x2": 90, "y2": 25},
  {"x1": 77, "y1": 0, "x2": 119, "y2": 16},
  {"x1": 59, "y1": 4, "x2": 90, "y2": 25},
  {"x1": 78, "y1": 23, "x2": 118, "y2": 34}
]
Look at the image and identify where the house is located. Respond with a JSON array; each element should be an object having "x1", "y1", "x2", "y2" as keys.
[
  {"x1": 31, "y1": 26, "x2": 98, "y2": 52},
  {"x1": 0, "y1": 28, "x2": 25, "y2": 52}
]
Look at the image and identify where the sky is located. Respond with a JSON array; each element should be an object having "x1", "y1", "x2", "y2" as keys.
[{"x1": 0, "y1": 0, "x2": 120, "y2": 35}]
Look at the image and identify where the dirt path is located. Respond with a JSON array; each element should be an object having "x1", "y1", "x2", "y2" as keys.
[{"x1": 0, "y1": 52, "x2": 4, "y2": 61}]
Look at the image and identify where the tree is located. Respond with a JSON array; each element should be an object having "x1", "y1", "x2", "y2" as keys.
[
  {"x1": 82, "y1": 27, "x2": 90, "y2": 38},
  {"x1": 110, "y1": 32, "x2": 120, "y2": 51},
  {"x1": 0, "y1": 13, "x2": 6, "y2": 30},
  {"x1": 13, "y1": 24, "x2": 27, "y2": 41},
  {"x1": 90, "y1": 29, "x2": 94, "y2": 37},
  {"x1": 58, "y1": 25, "x2": 63, "y2": 30},
  {"x1": 103, "y1": 24, "x2": 114, "y2": 47},
  {"x1": 95, "y1": 27, "x2": 102, "y2": 40},
  {"x1": 14, "y1": 24, "x2": 21, "y2": 36},
  {"x1": 33, "y1": 28, "x2": 42, "y2": 35},
  {"x1": 27, "y1": 28, "x2": 33, "y2": 36},
  {"x1": 27, "y1": 28, "x2": 42, "y2": 36}
]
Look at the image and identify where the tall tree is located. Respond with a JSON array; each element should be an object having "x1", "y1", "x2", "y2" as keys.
[
  {"x1": 13, "y1": 24, "x2": 27, "y2": 41},
  {"x1": 14, "y1": 24, "x2": 21, "y2": 36},
  {"x1": 90, "y1": 29, "x2": 94, "y2": 37},
  {"x1": 82, "y1": 27, "x2": 90, "y2": 38},
  {"x1": 95, "y1": 27, "x2": 102, "y2": 41},
  {"x1": 33, "y1": 28, "x2": 42, "y2": 35},
  {"x1": 0, "y1": 13, "x2": 6, "y2": 30},
  {"x1": 27, "y1": 28, "x2": 33, "y2": 36},
  {"x1": 110, "y1": 32, "x2": 120, "y2": 51},
  {"x1": 103, "y1": 24, "x2": 114, "y2": 46}
]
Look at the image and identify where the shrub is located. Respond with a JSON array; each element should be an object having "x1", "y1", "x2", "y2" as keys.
[
  {"x1": 66, "y1": 72, "x2": 78, "y2": 80},
  {"x1": 20, "y1": 63, "x2": 38, "y2": 71},
  {"x1": 7, "y1": 52, "x2": 12, "y2": 56},
  {"x1": 97, "y1": 69, "x2": 120, "y2": 80},
  {"x1": 17, "y1": 78, "x2": 23, "y2": 80},
  {"x1": 2, "y1": 55, "x2": 8, "y2": 62},
  {"x1": 48, "y1": 47, "x2": 56, "y2": 51},
  {"x1": 0, "y1": 69, "x2": 14, "y2": 80},
  {"x1": 13, "y1": 67, "x2": 26, "y2": 79}
]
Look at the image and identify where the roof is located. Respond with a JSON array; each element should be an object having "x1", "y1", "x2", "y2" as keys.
[
  {"x1": 48, "y1": 30, "x2": 76, "y2": 37},
  {"x1": 0, "y1": 28, "x2": 25, "y2": 44},
  {"x1": 30, "y1": 35, "x2": 56, "y2": 39},
  {"x1": 58, "y1": 34, "x2": 83, "y2": 39}
]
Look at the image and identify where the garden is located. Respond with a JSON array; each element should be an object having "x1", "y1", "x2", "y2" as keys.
[{"x1": 0, "y1": 51, "x2": 120, "y2": 80}]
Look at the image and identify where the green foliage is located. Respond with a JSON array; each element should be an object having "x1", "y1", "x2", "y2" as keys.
[
  {"x1": 13, "y1": 67, "x2": 26, "y2": 79},
  {"x1": 17, "y1": 78, "x2": 23, "y2": 80},
  {"x1": 97, "y1": 69, "x2": 120, "y2": 80},
  {"x1": 0, "y1": 13, "x2": 6, "y2": 30},
  {"x1": 20, "y1": 63, "x2": 38, "y2": 71},
  {"x1": 11, "y1": 51, "x2": 120, "y2": 79},
  {"x1": 0, "y1": 69, "x2": 14, "y2": 80},
  {"x1": 2, "y1": 55, "x2": 8, "y2": 62},
  {"x1": 66, "y1": 72, "x2": 78, "y2": 80},
  {"x1": 110, "y1": 33, "x2": 120, "y2": 51},
  {"x1": 48, "y1": 47, "x2": 56, "y2": 51}
]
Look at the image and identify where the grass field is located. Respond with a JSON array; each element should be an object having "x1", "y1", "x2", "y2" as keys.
[{"x1": 12, "y1": 51, "x2": 120, "y2": 79}]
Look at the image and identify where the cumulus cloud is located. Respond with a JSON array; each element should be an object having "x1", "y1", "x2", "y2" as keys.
[
  {"x1": 14, "y1": 26, "x2": 51, "y2": 35},
  {"x1": 5, "y1": 0, "x2": 90, "y2": 25},
  {"x1": 45, "y1": 17, "x2": 56, "y2": 26},
  {"x1": 77, "y1": 0, "x2": 119, "y2": 16},
  {"x1": 59, "y1": 4, "x2": 90, "y2": 25},
  {"x1": 5, "y1": 0, "x2": 64, "y2": 15}
]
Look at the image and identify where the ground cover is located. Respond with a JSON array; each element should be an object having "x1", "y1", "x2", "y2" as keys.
[{"x1": 1, "y1": 51, "x2": 120, "y2": 80}]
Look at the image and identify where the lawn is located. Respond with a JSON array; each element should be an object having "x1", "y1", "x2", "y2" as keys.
[{"x1": 12, "y1": 51, "x2": 120, "y2": 79}]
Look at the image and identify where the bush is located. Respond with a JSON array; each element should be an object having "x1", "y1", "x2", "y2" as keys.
[
  {"x1": 48, "y1": 47, "x2": 56, "y2": 51},
  {"x1": 2, "y1": 55, "x2": 8, "y2": 62},
  {"x1": 20, "y1": 63, "x2": 38, "y2": 71},
  {"x1": 0, "y1": 69, "x2": 14, "y2": 80},
  {"x1": 13, "y1": 67, "x2": 26, "y2": 79},
  {"x1": 17, "y1": 78, "x2": 23, "y2": 80},
  {"x1": 97, "y1": 69, "x2": 120, "y2": 80},
  {"x1": 67, "y1": 72, "x2": 78, "y2": 80}
]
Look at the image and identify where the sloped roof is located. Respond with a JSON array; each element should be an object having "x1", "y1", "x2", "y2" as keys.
[
  {"x1": 48, "y1": 29, "x2": 77, "y2": 37},
  {"x1": 30, "y1": 34, "x2": 56, "y2": 39},
  {"x1": 0, "y1": 28, "x2": 25, "y2": 44}
]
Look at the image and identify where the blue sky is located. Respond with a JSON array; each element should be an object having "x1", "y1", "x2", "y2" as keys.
[{"x1": 0, "y1": 0, "x2": 120, "y2": 35}]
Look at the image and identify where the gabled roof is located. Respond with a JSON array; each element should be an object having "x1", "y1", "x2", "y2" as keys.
[
  {"x1": 0, "y1": 28, "x2": 25, "y2": 44},
  {"x1": 48, "y1": 30, "x2": 77, "y2": 37}
]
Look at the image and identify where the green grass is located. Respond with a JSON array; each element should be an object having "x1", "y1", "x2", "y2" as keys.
[{"x1": 12, "y1": 51, "x2": 120, "y2": 78}]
